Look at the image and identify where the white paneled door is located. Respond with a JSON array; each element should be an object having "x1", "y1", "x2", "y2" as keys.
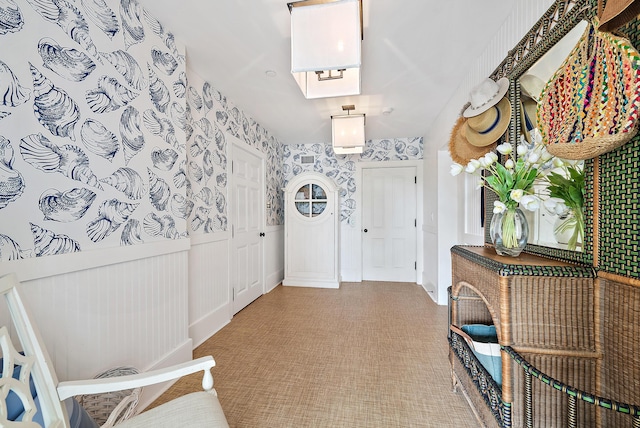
[
  {"x1": 231, "y1": 143, "x2": 264, "y2": 314},
  {"x1": 362, "y1": 167, "x2": 417, "y2": 282}
]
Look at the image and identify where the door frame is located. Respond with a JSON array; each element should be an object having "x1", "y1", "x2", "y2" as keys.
[
  {"x1": 354, "y1": 160, "x2": 424, "y2": 283},
  {"x1": 229, "y1": 136, "x2": 266, "y2": 315}
]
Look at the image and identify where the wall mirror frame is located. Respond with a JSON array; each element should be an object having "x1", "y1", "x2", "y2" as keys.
[{"x1": 483, "y1": 0, "x2": 599, "y2": 265}]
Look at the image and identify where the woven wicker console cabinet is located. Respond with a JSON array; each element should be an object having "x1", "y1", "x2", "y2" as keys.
[{"x1": 449, "y1": 245, "x2": 598, "y2": 428}]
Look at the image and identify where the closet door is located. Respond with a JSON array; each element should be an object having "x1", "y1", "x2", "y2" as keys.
[
  {"x1": 231, "y1": 143, "x2": 264, "y2": 314},
  {"x1": 362, "y1": 166, "x2": 417, "y2": 282}
]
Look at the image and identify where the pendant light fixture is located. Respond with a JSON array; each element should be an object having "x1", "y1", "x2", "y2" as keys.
[
  {"x1": 288, "y1": 0, "x2": 363, "y2": 99},
  {"x1": 332, "y1": 105, "x2": 365, "y2": 154}
]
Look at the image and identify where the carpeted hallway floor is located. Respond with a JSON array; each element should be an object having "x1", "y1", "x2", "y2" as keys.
[{"x1": 150, "y1": 282, "x2": 479, "y2": 427}]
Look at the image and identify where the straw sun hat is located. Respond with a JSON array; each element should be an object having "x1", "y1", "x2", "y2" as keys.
[
  {"x1": 463, "y1": 77, "x2": 509, "y2": 118},
  {"x1": 520, "y1": 74, "x2": 545, "y2": 102},
  {"x1": 465, "y1": 97, "x2": 512, "y2": 147},
  {"x1": 598, "y1": 0, "x2": 640, "y2": 32},
  {"x1": 521, "y1": 98, "x2": 538, "y2": 143},
  {"x1": 520, "y1": 75, "x2": 541, "y2": 143},
  {"x1": 448, "y1": 116, "x2": 497, "y2": 165},
  {"x1": 449, "y1": 82, "x2": 511, "y2": 165}
]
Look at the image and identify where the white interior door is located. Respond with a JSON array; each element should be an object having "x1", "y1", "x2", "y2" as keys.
[
  {"x1": 362, "y1": 167, "x2": 417, "y2": 282},
  {"x1": 283, "y1": 174, "x2": 340, "y2": 288},
  {"x1": 231, "y1": 143, "x2": 264, "y2": 314}
]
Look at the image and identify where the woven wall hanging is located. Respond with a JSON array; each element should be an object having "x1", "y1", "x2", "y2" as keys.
[{"x1": 538, "y1": 20, "x2": 640, "y2": 160}]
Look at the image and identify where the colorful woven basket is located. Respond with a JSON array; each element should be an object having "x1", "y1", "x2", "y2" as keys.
[{"x1": 538, "y1": 20, "x2": 640, "y2": 160}]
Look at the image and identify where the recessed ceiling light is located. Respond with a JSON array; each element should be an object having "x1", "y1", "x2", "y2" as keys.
[
  {"x1": 382, "y1": 107, "x2": 394, "y2": 115},
  {"x1": 265, "y1": 70, "x2": 277, "y2": 78}
]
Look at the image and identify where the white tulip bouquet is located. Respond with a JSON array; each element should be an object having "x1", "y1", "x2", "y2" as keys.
[
  {"x1": 450, "y1": 140, "x2": 551, "y2": 213},
  {"x1": 450, "y1": 136, "x2": 555, "y2": 252},
  {"x1": 451, "y1": 130, "x2": 586, "y2": 253}
]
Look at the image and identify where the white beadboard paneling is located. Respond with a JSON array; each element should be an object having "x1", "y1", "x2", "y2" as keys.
[
  {"x1": 189, "y1": 235, "x2": 230, "y2": 319},
  {"x1": 188, "y1": 234, "x2": 232, "y2": 347},
  {"x1": 339, "y1": 223, "x2": 361, "y2": 282},
  {"x1": 462, "y1": 173, "x2": 484, "y2": 244},
  {"x1": 18, "y1": 251, "x2": 190, "y2": 382},
  {"x1": 423, "y1": 231, "x2": 438, "y2": 299},
  {"x1": 436, "y1": 150, "x2": 459, "y2": 305},
  {"x1": 461, "y1": 0, "x2": 556, "y2": 91},
  {"x1": 264, "y1": 226, "x2": 284, "y2": 292}
]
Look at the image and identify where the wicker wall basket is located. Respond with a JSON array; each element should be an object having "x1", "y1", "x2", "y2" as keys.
[
  {"x1": 76, "y1": 366, "x2": 142, "y2": 428},
  {"x1": 539, "y1": 19, "x2": 640, "y2": 160}
]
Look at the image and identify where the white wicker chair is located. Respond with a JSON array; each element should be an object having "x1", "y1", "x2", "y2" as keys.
[{"x1": 0, "y1": 273, "x2": 229, "y2": 428}]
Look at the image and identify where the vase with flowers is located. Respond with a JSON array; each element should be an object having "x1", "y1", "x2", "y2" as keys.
[
  {"x1": 542, "y1": 161, "x2": 585, "y2": 251},
  {"x1": 451, "y1": 141, "x2": 550, "y2": 257}
]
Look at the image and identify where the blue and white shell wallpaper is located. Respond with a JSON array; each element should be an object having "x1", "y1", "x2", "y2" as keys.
[
  {"x1": 0, "y1": 0, "x2": 284, "y2": 261},
  {"x1": 186, "y1": 71, "x2": 285, "y2": 229},
  {"x1": 283, "y1": 138, "x2": 423, "y2": 223}
]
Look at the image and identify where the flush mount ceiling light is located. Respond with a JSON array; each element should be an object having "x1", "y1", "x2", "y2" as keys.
[
  {"x1": 288, "y1": 0, "x2": 362, "y2": 99},
  {"x1": 332, "y1": 105, "x2": 365, "y2": 154}
]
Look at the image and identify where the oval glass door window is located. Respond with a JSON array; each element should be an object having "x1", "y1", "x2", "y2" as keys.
[{"x1": 295, "y1": 184, "x2": 327, "y2": 217}]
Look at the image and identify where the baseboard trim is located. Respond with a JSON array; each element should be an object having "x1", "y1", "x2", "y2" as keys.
[
  {"x1": 189, "y1": 305, "x2": 231, "y2": 349},
  {"x1": 283, "y1": 279, "x2": 339, "y2": 289},
  {"x1": 266, "y1": 270, "x2": 284, "y2": 292}
]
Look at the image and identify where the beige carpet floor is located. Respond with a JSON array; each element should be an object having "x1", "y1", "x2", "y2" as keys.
[{"x1": 150, "y1": 282, "x2": 479, "y2": 427}]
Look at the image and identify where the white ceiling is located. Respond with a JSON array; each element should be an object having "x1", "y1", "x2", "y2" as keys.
[{"x1": 137, "y1": 0, "x2": 517, "y2": 145}]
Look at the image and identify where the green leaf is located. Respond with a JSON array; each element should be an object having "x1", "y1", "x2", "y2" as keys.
[
  {"x1": 569, "y1": 186, "x2": 584, "y2": 206},
  {"x1": 568, "y1": 166, "x2": 584, "y2": 184},
  {"x1": 485, "y1": 175, "x2": 499, "y2": 188},
  {"x1": 496, "y1": 163, "x2": 513, "y2": 188}
]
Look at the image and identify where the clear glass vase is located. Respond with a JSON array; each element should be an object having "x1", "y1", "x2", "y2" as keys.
[
  {"x1": 553, "y1": 208, "x2": 584, "y2": 251},
  {"x1": 490, "y1": 206, "x2": 529, "y2": 257}
]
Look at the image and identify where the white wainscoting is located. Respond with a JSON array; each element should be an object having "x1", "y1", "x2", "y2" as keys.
[
  {"x1": 339, "y1": 222, "x2": 361, "y2": 282},
  {"x1": 189, "y1": 233, "x2": 232, "y2": 348},
  {"x1": 422, "y1": 145, "x2": 438, "y2": 300},
  {"x1": 264, "y1": 225, "x2": 285, "y2": 293},
  {"x1": 3, "y1": 245, "x2": 192, "y2": 408}
]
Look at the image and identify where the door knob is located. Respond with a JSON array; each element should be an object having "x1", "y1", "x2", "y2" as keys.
[
  {"x1": 259, "y1": 232, "x2": 265, "y2": 237},
  {"x1": 363, "y1": 229, "x2": 368, "y2": 233}
]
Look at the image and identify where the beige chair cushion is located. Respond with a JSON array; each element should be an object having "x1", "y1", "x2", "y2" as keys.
[{"x1": 117, "y1": 392, "x2": 229, "y2": 428}]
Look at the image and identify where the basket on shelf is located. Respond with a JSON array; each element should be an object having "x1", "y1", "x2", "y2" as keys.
[{"x1": 76, "y1": 366, "x2": 141, "y2": 428}]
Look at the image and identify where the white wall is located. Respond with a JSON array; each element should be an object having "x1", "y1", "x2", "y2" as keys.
[
  {"x1": 424, "y1": 0, "x2": 556, "y2": 305},
  {"x1": 422, "y1": 143, "x2": 439, "y2": 300}
]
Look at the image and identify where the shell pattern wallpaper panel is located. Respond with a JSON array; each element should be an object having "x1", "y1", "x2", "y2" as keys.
[
  {"x1": 283, "y1": 137, "x2": 423, "y2": 223},
  {"x1": 186, "y1": 70, "x2": 285, "y2": 230},
  {"x1": 0, "y1": 0, "x2": 284, "y2": 262}
]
